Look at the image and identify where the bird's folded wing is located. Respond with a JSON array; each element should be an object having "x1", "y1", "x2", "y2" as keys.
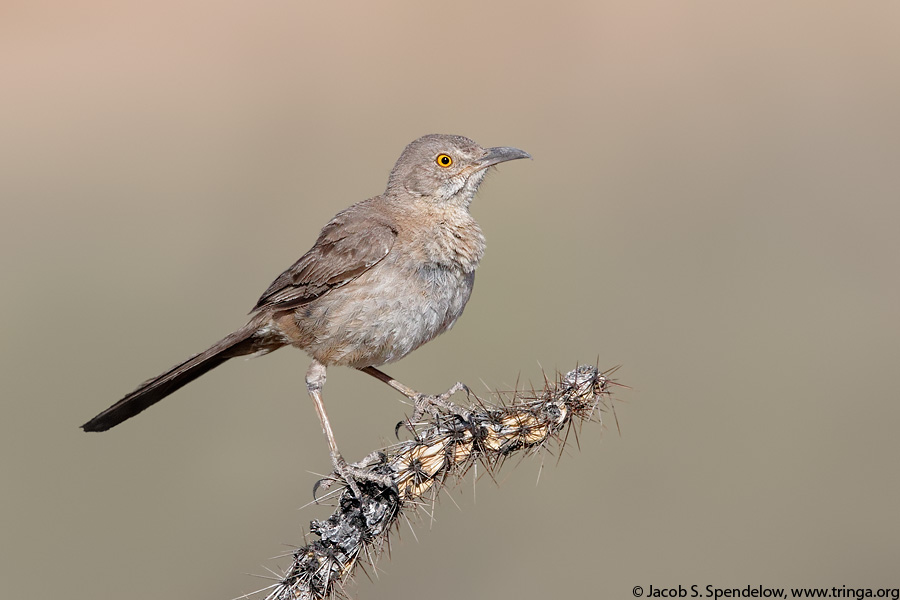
[{"x1": 253, "y1": 206, "x2": 397, "y2": 311}]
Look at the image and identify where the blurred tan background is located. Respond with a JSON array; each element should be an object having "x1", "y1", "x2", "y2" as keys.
[{"x1": 2, "y1": 2, "x2": 899, "y2": 598}]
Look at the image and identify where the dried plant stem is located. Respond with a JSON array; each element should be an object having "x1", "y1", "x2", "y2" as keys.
[{"x1": 256, "y1": 364, "x2": 619, "y2": 600}]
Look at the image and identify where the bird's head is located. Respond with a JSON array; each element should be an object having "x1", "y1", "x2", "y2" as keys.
[{"x1": 386, "y1": 134, "x2": 530, "y2": 206}]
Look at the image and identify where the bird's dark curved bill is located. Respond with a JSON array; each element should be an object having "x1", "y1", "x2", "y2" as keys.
[{"x1": 478, "y1": 147, "x2": 531, "y2": 169}]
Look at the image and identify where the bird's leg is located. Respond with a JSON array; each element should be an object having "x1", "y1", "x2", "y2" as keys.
[
  {"x1": 359, "y1": 366, "x2": 468, "y2": 425},
  {"x1": 306, "y1": 360, "x2": 392, "y2": 499}
]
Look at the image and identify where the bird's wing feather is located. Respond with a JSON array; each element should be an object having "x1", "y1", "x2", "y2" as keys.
[{"x1": 253, "y1": 202, "x2": 397, "y2": 311}]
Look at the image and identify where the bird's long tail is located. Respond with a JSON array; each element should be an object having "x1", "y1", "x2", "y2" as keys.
[{"x1": 82, "y1": 321, "x2": 274, "y2": 432}]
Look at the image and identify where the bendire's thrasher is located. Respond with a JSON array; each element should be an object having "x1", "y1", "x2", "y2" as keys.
[{"x1": 82, "y1": 134, "x2": 530, "y2": 487}]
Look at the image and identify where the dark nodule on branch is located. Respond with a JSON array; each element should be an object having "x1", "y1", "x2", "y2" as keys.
[{"x1": 255, "y1": 364, "x2": 620, "y2": 600}]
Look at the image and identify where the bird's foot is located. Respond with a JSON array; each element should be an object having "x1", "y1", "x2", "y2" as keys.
[
  {"x1": 394, "y1": 382, "x2": 468, "y2": 436},
  {"x1": 314, "y1": 451, "x2": 396, "y2": 501}
]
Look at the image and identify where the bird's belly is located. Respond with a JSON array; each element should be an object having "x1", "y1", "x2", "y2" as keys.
[{"x1": 291, "y1": 265, "x2": 474, "y2": 368}]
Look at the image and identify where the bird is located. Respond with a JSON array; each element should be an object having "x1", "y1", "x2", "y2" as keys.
[{"x1": 82, "y1": 133, "x2": 530, "y2": 493}]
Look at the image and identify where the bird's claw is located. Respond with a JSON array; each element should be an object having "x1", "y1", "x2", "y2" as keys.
[
  {"x1": 313, "y1": 452, "x2": 396, "y2": 502},
  {"x1": 397, "y1": 382, "x2": 469, "y2": 436}
]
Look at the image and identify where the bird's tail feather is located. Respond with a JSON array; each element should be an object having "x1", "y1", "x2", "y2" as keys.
[{"x1": 82, "y1": 321, "x2": 270, "y2": 432}]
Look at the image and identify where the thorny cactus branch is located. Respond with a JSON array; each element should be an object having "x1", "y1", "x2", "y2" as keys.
[{"x1": 254, "y1": 364, "x2": 621, "y2": 600}]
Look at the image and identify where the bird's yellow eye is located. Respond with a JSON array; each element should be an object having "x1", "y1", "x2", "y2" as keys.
[{"x1": 436, "y1": 153, "x2": 453, "y2": 168}]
